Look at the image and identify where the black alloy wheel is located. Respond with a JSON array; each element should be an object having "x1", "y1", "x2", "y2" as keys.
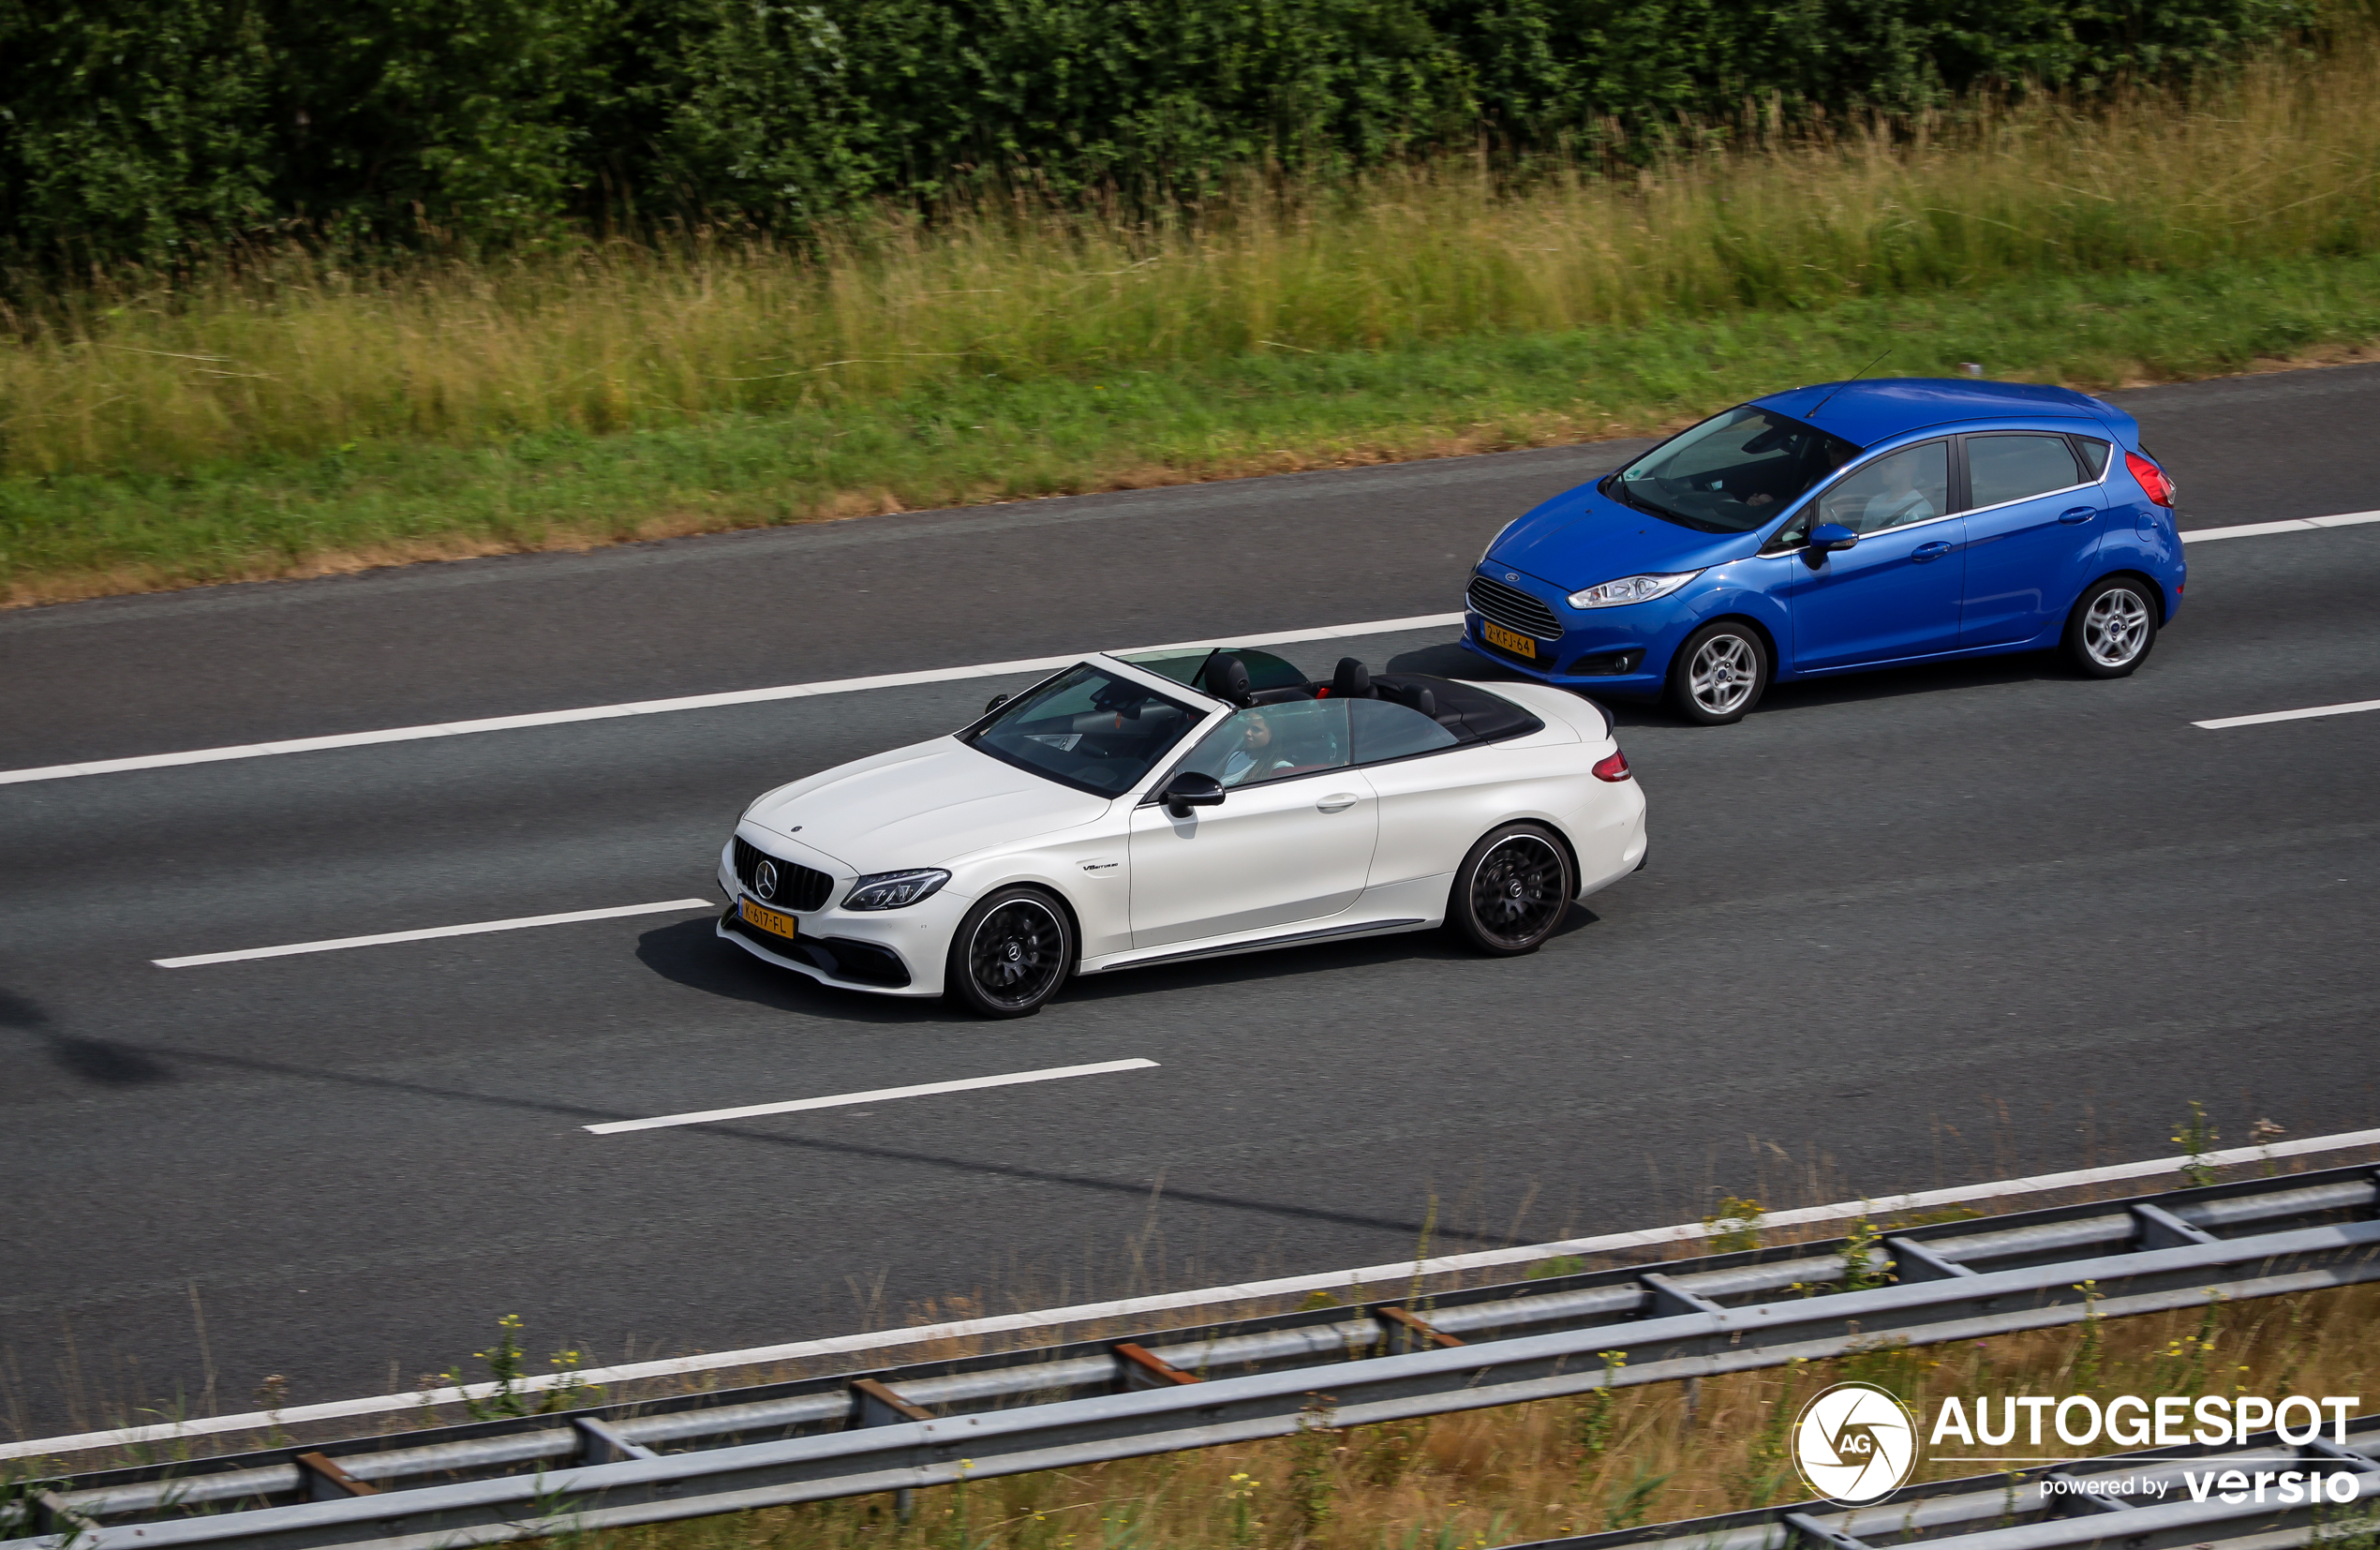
[
  {"x1": 948, "y1": 887, "x2": 1074, "y2": 1018},
  {"x1": 1449, "y1": 823, "x2": 1576, "y2": 956}
]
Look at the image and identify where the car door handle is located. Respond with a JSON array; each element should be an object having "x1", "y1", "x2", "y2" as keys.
[
  {"x1": 1316, "y1": 793, "x2": 1361, "y2": 813},
  {"x1": 1911, "y1": 541, "x2": 1954, "y2": 562},
  {"x1": 2059, "y1": 506, "x2": 2096, "y2": 524}
]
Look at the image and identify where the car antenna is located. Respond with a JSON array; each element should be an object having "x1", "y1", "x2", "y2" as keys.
[{"x1": 1805, "y1": 349, "x2": 1891, "y2": 418}]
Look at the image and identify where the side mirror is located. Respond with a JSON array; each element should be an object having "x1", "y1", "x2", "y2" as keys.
[
  {"x1": 1808, "y1": 522, "x2": 1859, "y2": 554},
  {"x1": 1160, "y1": 770, "x2": 1226, "y2": 817},
  {"x1": 984, "y1": 693, "x2": 1010, "y2": 713}
]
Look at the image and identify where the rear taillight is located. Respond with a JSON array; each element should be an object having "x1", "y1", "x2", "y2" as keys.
[
  {"x1": 1593, "y1": 749, "x2": 1631, "y2": 782},
  {"x1": 2125, "y1": 450, "x2": 2175, "y2": 508}
]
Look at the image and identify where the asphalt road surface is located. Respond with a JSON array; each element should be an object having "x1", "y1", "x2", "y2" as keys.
[{"x1": 4, "y1": 365, "x2": 2376, "y2": 1444}]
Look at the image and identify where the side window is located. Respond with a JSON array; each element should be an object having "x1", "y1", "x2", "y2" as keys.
[
  {"x1": 1967, "y1": 434, "x2": 2084, "y2": 507},
  {"x1": 1814, "y1": 441, "x2": 1950, "y2": 534},
  {"x1": 2071, "y1": 436, "x2": 2112, "y2": 478},
  {"x1": 1349, "y1": 697, "x2": 1460, "y2": 765},
  {"x1": 1173, "y1": 700, "x2": 1349, "y2": 788}
]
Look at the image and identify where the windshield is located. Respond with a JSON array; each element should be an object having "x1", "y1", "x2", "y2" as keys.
[
  {"x1": 1605, "y1": 407, "x2": 1859, "y2": 533},
  {"x1": 962, "y1": 663, "x2": 1203, "y2": 797}
]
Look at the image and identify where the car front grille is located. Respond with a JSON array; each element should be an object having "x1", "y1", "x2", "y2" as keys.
[
  {"x1": 1467, "y1": 574, "x2": 1562, "y2": 640},
  {"x1": 732, "y1": 836, "x2": 835, "y2": 911}
]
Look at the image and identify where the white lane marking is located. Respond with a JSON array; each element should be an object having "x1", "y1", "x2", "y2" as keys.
[
  {"x1": 152, "y1": 899, "x2": 716, "y2": 968},
  {"x1": 14, "y1": 1123, "x2": 2379, "y2": 1461},
  {"x1": 586, "y1": 1058, "x2": 1161, "y2": 1135},
  {"x1": 7, "y1": 509, "x2": 2373, "y2": 792},
  {"x1": 0, "y1": 613, "x2": 1464, "y2": 787},
  {"x1": 2182, "y1": 510, "x2": 2380, "y2": 542},
  {"x1": 2194, "y1": 698, "x2": 2380, "y2": 730}
]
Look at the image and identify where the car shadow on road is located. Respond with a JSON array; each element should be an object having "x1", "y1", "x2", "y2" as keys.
[
  {"x1": 1054, "y1": 906, "x2": 1599, "y2": 1006},
  {"x1": 636, "y1": 904, "x2": 1598, "y2": 1022},
  {"x1": 1390, "y1": 637, "x2": 2086, "y2": 728},
  {"x1": 1, "y1": 984, "x2": 175, "y2": 1086},
  {"x1": 634, "y1": 917, "x2": 964, "y2": 1026}
]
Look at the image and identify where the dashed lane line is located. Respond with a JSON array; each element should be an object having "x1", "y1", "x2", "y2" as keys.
[
  {"x1": 152, "y1": 898, "x2": 716, "y2": 968},
  {"x1": 584, "y1": 1058, "x2": 1162, "y2": 1134},
  {"x1": 0, "y1": 614, "x2": 1463, "y2": 787},
  {"x1": 2194, "y1": 698, "x2": 2380, "y2": 731},
  {"x1": 8, "y1": 509, "x2": 2378, "y2": 791}
]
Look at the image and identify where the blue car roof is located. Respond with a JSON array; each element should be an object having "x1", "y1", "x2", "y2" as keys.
[{"x1": 1750, "y1": 377, "x2": 2112, "y2": 448}]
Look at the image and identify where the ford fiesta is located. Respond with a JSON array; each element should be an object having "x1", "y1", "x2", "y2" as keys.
[
  {"x1": 1464, "y1": 378, "x2": 2185, "y2": 723},
  {"x1": 718, "y1": 648, "x2": 1647, "y2": 1017}
]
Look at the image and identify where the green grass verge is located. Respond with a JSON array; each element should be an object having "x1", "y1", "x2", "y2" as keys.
[{"x1": 7, "y1": 254, "x2": 2379, "y2": 604}]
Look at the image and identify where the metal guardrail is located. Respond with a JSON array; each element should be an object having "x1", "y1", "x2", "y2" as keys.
[
  {"x1": 1501, "y1": 1415, "x2": 2380, "y2": 1550},
  {"x1": 5, "y1": 1164, "x2": 2375, "y2": 1550}
]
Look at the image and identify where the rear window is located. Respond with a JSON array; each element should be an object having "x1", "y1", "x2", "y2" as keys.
[{"x1": 2072, "y1": 436, "x2": 2112, "y2": 478}]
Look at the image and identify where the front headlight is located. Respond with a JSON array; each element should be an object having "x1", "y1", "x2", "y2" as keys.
[
  {"x1": 842, "y1": 869, "x2": 951, "y2": 910},
  {"x1": 1480, "y1": 519, "x2": 1520, "y2": 565},
  {"x1": 1567, "y1": 571, "x2": 1702, "y2": 609}
]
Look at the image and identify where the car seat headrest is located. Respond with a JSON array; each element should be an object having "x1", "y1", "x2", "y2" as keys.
[
  {"x1": 1331, "y1": 658, "x2": 1373, "y2": 699},
  {"x1": 1204, "y1": 653, "x2": 1254, "y2": 707}
]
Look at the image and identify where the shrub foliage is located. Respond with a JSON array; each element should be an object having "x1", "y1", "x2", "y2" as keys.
[{"x1": 0, "y1": 0, "x2": 2316, "y2": 261}]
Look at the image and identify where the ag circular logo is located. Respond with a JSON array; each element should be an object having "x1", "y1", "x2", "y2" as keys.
[
  {"x1": 1793, "y1": 1381, "x2": 1916, "y2": 1506},
  {"x1": 752, "y1": 859, "x2": 780, "y2": 902}
]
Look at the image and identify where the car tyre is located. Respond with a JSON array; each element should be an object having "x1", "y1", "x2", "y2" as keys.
[
  {"x1": 2062, "y1": 576, "x2": 2159, "y2": 678},
  {"x1": 1667, "y1": 620, "x2": 1770, "y2": 725},
  {"x1": 1448, "y1": 823, "x2": 1575, "y2": 957},
  {"x1": 946, "y1": 887, "x2": 1074, "y2": 1019}
]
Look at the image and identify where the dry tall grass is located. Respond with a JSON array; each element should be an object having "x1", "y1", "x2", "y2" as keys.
[
  {"x1": 7, "y1": 38, "x2": 2380, "y2": 481},
  {"x1": 575, "y1": 1284, "x2": 2380, "y2": 1550}
]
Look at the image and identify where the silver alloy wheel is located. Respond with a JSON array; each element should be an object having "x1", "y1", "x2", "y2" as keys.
[
  {"x1": 2082, "y1": 587, "x2": 2151, "y2": 667},
  {"x1": 1688, "y1": 633, "x2": 1759, "y2": 716}
]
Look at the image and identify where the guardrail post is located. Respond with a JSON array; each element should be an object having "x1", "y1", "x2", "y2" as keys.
[
  {"x1": 1375, "y1": 1306, "x2": 1465, "y2": 1355},
  {"x1": 1113, "y1": 1342, "x2": 1202, "y2": 1391},
  {"x1": 32, "y1": 1491, "x2": 98, "y2": 1539},
  {"x1": 2131, "y1": 1202, "x2": 2217, "y2": 1251},
  {"x1": 573, "y1": 1416, "x2": 659, "y2": 1465},
  {"x1": 851, "y1": 1378, "x2": 935, "y2": 1522},
  {"x1": 2307, "y1": 1437, "x2": 2380, "y2": 1473},
  {"x1": 295, "y1": 1453, "x2": 379, "y2": 1502},
  {"x1": 1640, "y1": 1273, "x2": 1725, "y2": 1319},
  {"x1": 1887, "y1": 1236, "x2": 1975, "y2": 1282}
]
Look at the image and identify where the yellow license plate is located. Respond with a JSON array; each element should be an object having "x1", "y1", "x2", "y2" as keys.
[
  {"x1": 1482, "y1": 620, "x2": 1538, "y2": 659},
  {"x1": 739, "y1": 897, "x2": 799, "y2": 940}
]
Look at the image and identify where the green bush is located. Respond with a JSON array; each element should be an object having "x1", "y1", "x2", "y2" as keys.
[{"x1": 0, "y1": 0, "x2": 2320, "y2": 263}]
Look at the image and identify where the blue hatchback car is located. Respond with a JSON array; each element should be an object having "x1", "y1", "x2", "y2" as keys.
[{"x1": 1464, "y1": 379, "x2": 2185, "y2": 723}]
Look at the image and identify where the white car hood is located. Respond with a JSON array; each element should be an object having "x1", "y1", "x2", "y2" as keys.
[{"x1": 743, "y1": 738, "x2": 1110, "y2": 867}]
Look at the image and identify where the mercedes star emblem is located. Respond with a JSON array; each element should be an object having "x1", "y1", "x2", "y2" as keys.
[{"x1": 753, "y1": 859, "x2": 779, "y2": 901}]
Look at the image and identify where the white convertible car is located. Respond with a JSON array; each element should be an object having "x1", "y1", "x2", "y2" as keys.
[{"x1": 717, "y1": 647, "x2": 1648, "y2": 1017}]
